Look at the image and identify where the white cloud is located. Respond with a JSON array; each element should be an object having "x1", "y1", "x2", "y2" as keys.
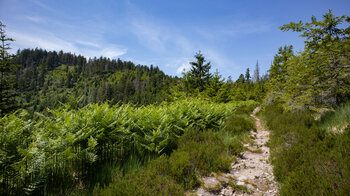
[
  {"x1": 100, "y1": 47, "x2": 127, "y2": 59},
  {"x1": 176, "y1": 63, "x2": 191, "y2": 74},
  {"x1": 11, "y1": 31, "x2": 76, "y2": 52},
  {"x1": 76, "y1": 40, "x2": 100, "y2": 48}
]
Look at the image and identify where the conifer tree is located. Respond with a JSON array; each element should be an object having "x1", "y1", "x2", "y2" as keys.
[
  {"x1": 280, "y1": 10, "x2": 350, "y2": 107},
  {"x1": 245, "y1": 68, "x2": 251, "y2": 83},
  {"x1": 0, "y1": 21, "x2": 18, "y2": 115},
  {"x1": 237, "y1": 74, "x2": 245, "y2": 83},
  {"x1": 186, "y1": 51, "x2": 212, "y2": 92}
]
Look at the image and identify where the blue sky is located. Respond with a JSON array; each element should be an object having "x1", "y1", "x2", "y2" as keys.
[{"x1": 1, "y1": 0, "x2": 349, "y2": 79}]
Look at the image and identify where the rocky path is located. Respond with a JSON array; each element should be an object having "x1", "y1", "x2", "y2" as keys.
[{"x1": 193, "y1": 107, "x2": 279, "y2": 196}]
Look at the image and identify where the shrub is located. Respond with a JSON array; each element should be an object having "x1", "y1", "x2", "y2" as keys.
[
  {"x1": 261, "y1": 103, "x2": 350, "y2": 195},
  {"x1": 169, "y1": 151, "x2": 199, "y2": 189},
  {"x1": 93, "y1": 156, "x2": 184, "y2": 196},
  {"x1": 222, "y1": 114, "x2": 255, "y2": 134},
  {"x1": 177, "y1": 128, "x2": 235, "y2": 174}
]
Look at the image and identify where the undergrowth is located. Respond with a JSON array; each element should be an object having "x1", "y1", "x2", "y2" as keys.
[
  {"x1": 318, "y1": 102, "x2": 350, "y2": 134},
  {"x1": 260, "y1": 103, "x2": 350, "y2": 195},
  {"x1": 93, "y1": 107, "x2": 255, "y2": 195},
  {"x1": 0, "y1": 99, "x2": 257, "y2": 195}
]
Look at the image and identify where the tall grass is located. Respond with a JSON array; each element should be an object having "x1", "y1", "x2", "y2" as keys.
[
  {"x1": 318, "y1": 102, "x2": 350, "y2": 134},
  {"x1": 0, "y1": 99, "x2": 258, "y2": 195},
  {"x1": 260, "y1": 104, "x2": 350, "y2": 195}
]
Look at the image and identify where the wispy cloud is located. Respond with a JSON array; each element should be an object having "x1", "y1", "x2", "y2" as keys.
[
  {"x1": 76, "y1": 40, "x2": 100, "y2": 48},
  {"x1": 129, "y1": 18, "x2": 195, "y2": 55},
  {"x1": 100, "y1": 47, "x2": 127, "y2": 59},
  {"x1": 10, "y1": 30, "x2": 127, "y2": 59},
  {"x1": 196, "y1": 20, "x2": 273, "y2": 40},
  {"x1": 26, "y1": 16, "x2": 45, "y2": 23},
  {"x1": 31, "y1": 0, "x2": 58, "y2": 14},
  {"x1": 11, "y1": 31, "x2": 76, "y2": 52},
  {"x1": 126, "y1": 3, "x2": 193, "y2": 55},
  {"x1": 130, "y1": 18, "x2": 168, "y2": 53}
]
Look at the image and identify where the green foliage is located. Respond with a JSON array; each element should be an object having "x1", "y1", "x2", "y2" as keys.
[
  {"x1": 230, "y1": 74, "x2": 268, "y2": 102},
  {"x1": 245, "y1": 68, "x2": 251, "y2": 83},
  {"x1": 266, "y1": 11, "x2": 350, "y2": 109},
  {"x1": 94, "y1": 106, "x2": 256, "y2": 195},
  {"x1": 177, "y1": 128, "x2": 232, "y2": 174},
  {"x1": 12, "y1": 49, "x2": 178, "y2": 114},
  {"x1": 318, "y1": 102, "x2": 350, "y2": 133},
  {"x1": 0, "y1": 21, "x2": 19, "y2": 115},
  {"x1": 185, "y1": 51, "x2": 212, "y2": 93},
  {"x1": 0, "y1": 99, "x2": 257, "y2": 194},
  {"x1": 205, "y1": 70, "x2": 224, "y2": 96},
  {"x1": 168, "y1": 150, "x2": 198, "y2": 189},
  {"x1": 265, "y1": 45, "x2": 294, "y2": 104},
  {"x1": 222, "y1": 114, "x2": 256, "y2": 135},
  {"x1": 93, "y1": 156, "x2": 185, "y2": 196},
  {"x1": 260, "y1": 104, "x2": 350, "y2": 195}
]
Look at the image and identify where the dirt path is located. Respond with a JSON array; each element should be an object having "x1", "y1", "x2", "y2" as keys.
[{"x1": 193, "y1": 107, "x2": 279, "y2": 196}]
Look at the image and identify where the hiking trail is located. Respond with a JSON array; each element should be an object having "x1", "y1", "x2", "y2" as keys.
[{"x1": 193, "y1": 107, "x2": 279, "y2": 196}]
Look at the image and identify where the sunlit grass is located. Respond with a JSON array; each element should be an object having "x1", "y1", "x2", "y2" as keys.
[{"x1": 319, "y1": 103, "x2": 350, "y2": 134}]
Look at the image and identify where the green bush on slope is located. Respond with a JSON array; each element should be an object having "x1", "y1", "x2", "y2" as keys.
[{"x1": 260, "y1": 104, "x2": 350, "y2": 195}]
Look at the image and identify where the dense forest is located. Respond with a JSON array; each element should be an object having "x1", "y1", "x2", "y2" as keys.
[
  {"x1": 12, "y1": 48, "x2": 178, "y2": 113},
  {"x1": 2, "y1": 48, "x2": 266, "y2": 115},
  {"x1": 0, "y1": 10, "x2": 350, "y2": 195}
]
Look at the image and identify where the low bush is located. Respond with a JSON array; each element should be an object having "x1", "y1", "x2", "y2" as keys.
[
  {"x1": 260, "y1": 104, "x2": 350, "y2": 195},
  {"x1": 222, "y1": 114, "x2": 255, "y2": 135},
  {"x1": 177, "y1": 128, "x2": 234, "y2": 174},
  {"x1": 93, "y1": 156, "x2": 184, "y2": 196},
  {"x1": 168, "y1": 150, "x2": 199, "y2": 189}
]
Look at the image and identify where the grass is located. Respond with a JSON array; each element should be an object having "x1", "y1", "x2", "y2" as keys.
[
  {"x1": 260, "y1": 103, "x2": 350, "y2": 195},
  {"x1": 228, "y1": 182, "x2": 251, "y2": 193},
  {"x1": 318, "y1": 102, "x2": 350, "y2": 134},
  {"x1": 93, "y1": 156, "x2": 185, "y2": 196},
  {"x1": 247, "y1": 147, "x2": 263, "y2": 153}
]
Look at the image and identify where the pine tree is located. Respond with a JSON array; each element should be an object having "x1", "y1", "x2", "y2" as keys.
[{"x1": 0, "y1": 22, "x2": 19, "y2": 115}]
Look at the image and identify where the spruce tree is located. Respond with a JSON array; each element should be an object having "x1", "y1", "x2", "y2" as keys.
[
  {"x1": 0, "y1": 21, "x2": 18, "y2": 115},
  {"x1": 280, "y1": 10, "x2": 350, "y2": 106},
  {"x1": 187, "y1": 51, "x2": 212, "y2": 92},
  {"x1": 245, "y1": 68, "x2": 251, "y2": 83}
]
